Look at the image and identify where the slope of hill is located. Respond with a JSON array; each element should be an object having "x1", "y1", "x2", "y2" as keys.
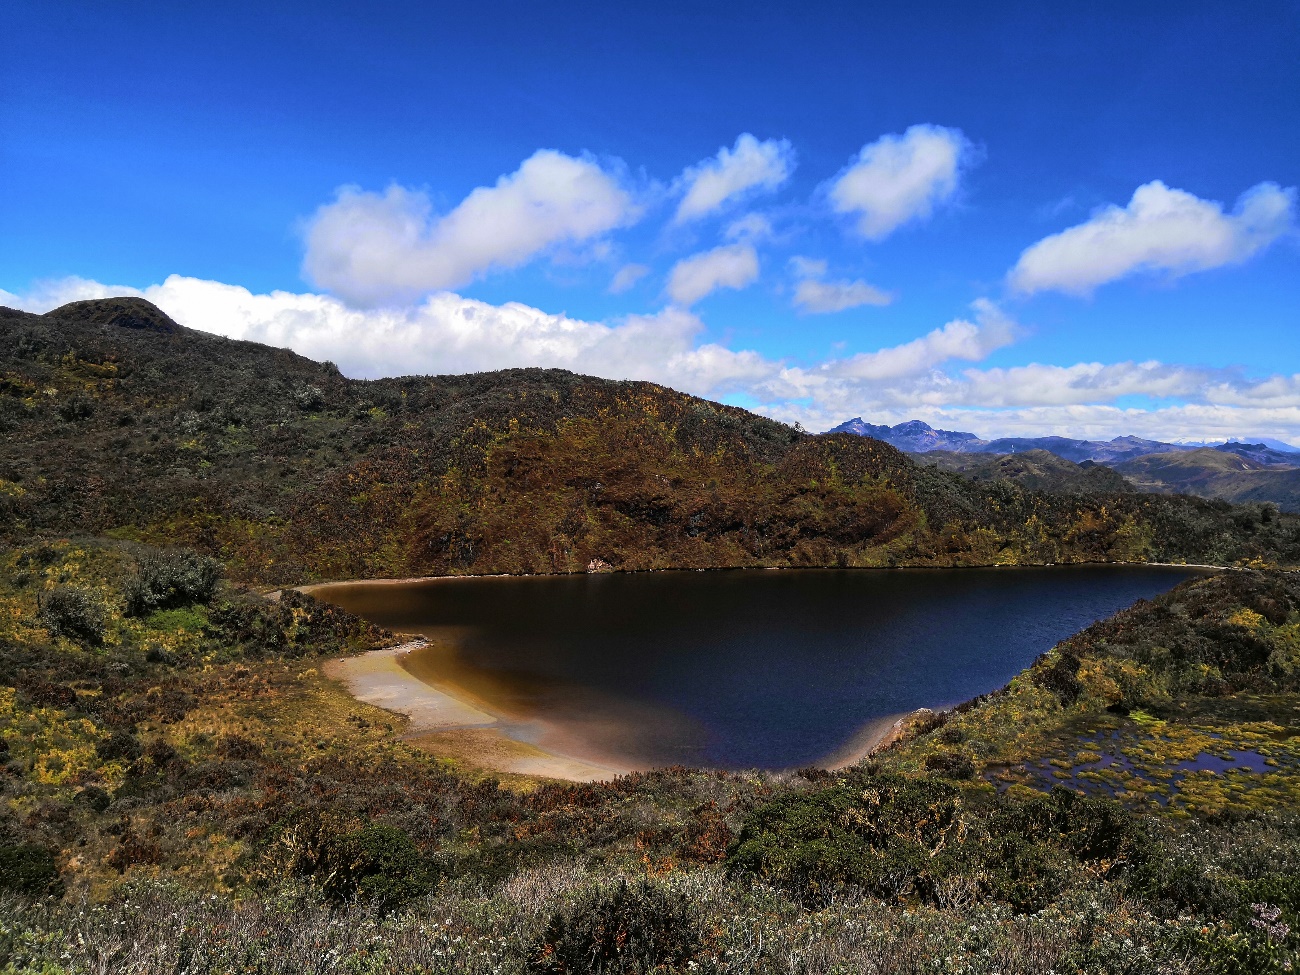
[
  {"x1": 1116, "y1": 447, "x2": 1300, "y2": 513},
  {"x1": 3, "y1": 298, "x2": 1299, "y2": 583},
  {"x1": 917, "y1": 448, "x2": 1134, "y2": 495},
  {"x1": 1213, "y1": 441, "x2": 1300, "y2": 467}
]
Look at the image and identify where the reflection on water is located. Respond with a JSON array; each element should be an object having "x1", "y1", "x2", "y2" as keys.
[{"x1": 313, "y1": 565, "x2": 1201, "y2": 770}]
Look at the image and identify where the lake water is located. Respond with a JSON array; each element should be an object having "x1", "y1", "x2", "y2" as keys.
[{"x1": 312, "y1": 565, "x2": 1201, "y2": 770}]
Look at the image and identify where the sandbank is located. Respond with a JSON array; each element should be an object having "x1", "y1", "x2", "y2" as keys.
[{"x1": 322, "y1": 641, "x2": 624, "y2": 782}]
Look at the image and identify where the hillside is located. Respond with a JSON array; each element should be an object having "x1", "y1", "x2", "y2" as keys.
[
  {"x1": 917, "y1": 448, "x2": 1134, "y2": 495},
  {"x1": 3, "y1": 298, "x2": 1299, "y2": 582},
  {"x1": 4, "y1": 538, "x2": 1300, "y2": 972},
  {"x1": 1117, "y1": 447, "x2": 1300, "y2": 513},
  {"x1": 4, "y1": 299, "x2": 1300, "y2": 971}
]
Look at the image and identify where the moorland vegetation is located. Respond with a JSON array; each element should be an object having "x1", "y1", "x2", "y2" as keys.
[
  {"x1": 3, "y1": 298, "x2": 1298, "y2": 583},
  {"x1": 1, "y1": 299, "x2": 1300, "y2": 973}
]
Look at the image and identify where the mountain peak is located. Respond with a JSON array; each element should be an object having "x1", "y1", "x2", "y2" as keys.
[{"x1": 44, "y1": 296, "x2": 182, "y2": 335}]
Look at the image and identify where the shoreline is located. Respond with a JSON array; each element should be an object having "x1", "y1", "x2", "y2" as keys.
[
  {"x1": 323, "y1": 637, "x2": 934, "y2": 782},
  {"x1": 818, "y1": 710, "x2": 919, "y2": 769},
  {"x1": 322, "y1": 640, "x2": 627, "y2": 782},
  {"x1": 308, "y1": 561, "x2": 1230, "y2": 783},
  {"x1": 297, "y1": 559, "x2": 1228, "y2": 595}
]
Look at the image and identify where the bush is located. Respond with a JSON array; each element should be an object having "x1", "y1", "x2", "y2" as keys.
[
  {"x1": 37, "y1": 587, "x2": 105, "y2": 644},
  {"x1": 529, "y1": 878, "x2": 700, "y2": 974},
  {"x1": 272, "y1": 819, "x2": 435, "y2": 910},
  {"x1": 0, "y1": 844, "x2": 63, "y2": 898},
  {"x1": 122, "y1": 549, "x2": 221, "y2": 617},
  {"x1": 924, "y1": 750, "x2": 976, "y2": 779},
  {"x1": 727, "y1": 772, "x2": 965, "y2": 904}
]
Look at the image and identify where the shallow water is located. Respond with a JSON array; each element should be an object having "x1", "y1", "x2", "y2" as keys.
[{"x1": 313, "y1": 565, "x2": 1201, "y2": 770}]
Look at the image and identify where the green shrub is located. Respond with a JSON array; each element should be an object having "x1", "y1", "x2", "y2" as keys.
[
  {"x1": 727, "y1": 772, "x2": 965, "y2": 904},
  {"x1": 0, "y1": 844, "x2": 63, "y2": 898},
  {"x1": 529, "y1": 878, "x2": 700, "y2": 974},
  {"x1": 122, "y1": 550, "x2": 221, "y2": 617},
  {"x1": 272, "y1": 819, "x2": 435, "y2": 910},
  {"x1": 924, "y1": 750, "x2": 976, "y2": 779},
  {"x1": 36, "y1": 587, "x2": 105, "y2": 644}
]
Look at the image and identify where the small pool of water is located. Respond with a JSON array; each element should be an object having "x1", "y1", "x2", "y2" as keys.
[{"x1": 313, "y1": 565, "x2": 1201, "y2": 770}]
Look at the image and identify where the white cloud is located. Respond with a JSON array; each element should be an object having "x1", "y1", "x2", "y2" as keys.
[
  {"x1": 827, "y1": 124, "x2": 973, "y2": 240},
  {"x1": 724, "y1": 212, "x2": 775, "y2": 242},
  {"x1": 608, "y1": 263, "x2": 650, "y2": 294},
  {"x1": 673, "y1": 134, "x2": 794, "y2": 223},
  {"x1": 4, "y1": 275, "x2": 771, "y2": 400},
  {"x1": 787, "y1": 256, "x2": 828, "y2": 279},
  {"x1": 788, "y1": 256, "x2": 892, "y2": 313},
  {"x1": 826, "y1": 298, "x2": 1018, "y2": 380},
  {"x1": 9, "y1": 276, "x2": 1300, "y2": 445},
  {"x1": 1009, "y1": 180, "x2": 1297, "y2": 296},
  {"x1": 793, "y1": 279, "x2": 894, "y2": 314},
  {"x1": 301, "y1": 149, "x2": 640, "y2": 306},
  {"x1": 665, "y1": 243, "x2": 759, "y2": 306}
]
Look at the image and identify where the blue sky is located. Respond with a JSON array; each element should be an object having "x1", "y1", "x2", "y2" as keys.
[{"x1": 3, "y1": 1, "x2": 1298, "y2": 440}]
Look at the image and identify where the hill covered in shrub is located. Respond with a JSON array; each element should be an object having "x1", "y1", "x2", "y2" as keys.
[
  {"x1": 2, "y1": 297, "x2": 1298, "y2": 583},
  {"x1": 1, "y1": 542, "x2": 1299, "y2": 971}
]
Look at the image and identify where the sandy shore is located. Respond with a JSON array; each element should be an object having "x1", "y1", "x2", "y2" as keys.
[
  {"x1": 322, "y1": 641, "x2": 625, "y2": 782},
  {"x1": 325, "y1": 640, "x2": 920, "y2": 781},
  {"x1": 817, "y1": 711, "x2": 918, "y2": 769}
]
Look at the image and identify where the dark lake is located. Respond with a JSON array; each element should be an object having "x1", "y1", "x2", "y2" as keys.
[{"x1": 312, "y1": 565, "x2": 1201, "y2": 771}]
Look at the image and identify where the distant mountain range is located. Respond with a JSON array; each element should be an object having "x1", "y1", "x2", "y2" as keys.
[
  {"x1": 828, "y1": 418, "x2": 1300, "y2": 465},
  {"x1": 828, "y1": 418, "x2": 1300, "y2": 512}
]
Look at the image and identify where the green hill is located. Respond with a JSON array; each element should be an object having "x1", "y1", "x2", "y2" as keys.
[
  {"x1": 917, "y1": 448, "x2": 1134, "y2": 495},
  {"x1": 1117, "y1": 447, "x2": 1300, "y2": 513},
  {"x1": 3, "y1": 297, "x2": 1298, "y2": 582},
  {"x1": 4, "y1": 297, "x2": 1300, "y2": 971}
]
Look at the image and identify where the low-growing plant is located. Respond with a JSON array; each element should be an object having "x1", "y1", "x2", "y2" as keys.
[
  {"x1": 36, "y1": 586, "x2": 105, "y2": 644},
  {"x1": 122, "y1": 549, "x2": 221, "y2": 617},
  {"x1": 268, "y1": 818, "x2": 436, "y2": 910},
  {"x1": 0, "y1": 844, "x2": 63, "y2": 898},
  {"x1": 529, "y1": 877, "x2": 701, "y2": 974}
]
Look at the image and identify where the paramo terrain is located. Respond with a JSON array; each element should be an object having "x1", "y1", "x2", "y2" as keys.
[
  {"x1": 3, "y1": 299, "x2": 1300, "y2": 974},
  {"x1": 2, "y1": 298, "x2": 1298, "y2": 584}
]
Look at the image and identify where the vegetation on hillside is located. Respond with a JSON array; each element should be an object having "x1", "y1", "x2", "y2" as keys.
[
  {"x1": 1, "y1": 543, "x2": 1299, "y2": 972},
  {"x1": 1117, "y1": 448, "x2": 1300, "y2": 514},
  {"x1": 3, "y1": 298, "x2": 1300, "y2": 972},
  {"x1": 3, "y1": 298, "x2": 1298, "y2": 584},
  {"x1": 918, "y1": 448, "x2": 1134, "y2": 496}
]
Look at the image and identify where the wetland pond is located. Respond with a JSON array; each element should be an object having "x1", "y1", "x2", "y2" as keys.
[{"x1": 312, "y1": 565, "x2": 1202, "y2": 771}]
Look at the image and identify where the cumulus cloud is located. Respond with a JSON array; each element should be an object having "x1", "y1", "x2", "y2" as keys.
[
  {"x1": 9, "y1": 276, "x2": 1300, "y2": 445},
  {"x1": 301, "y1": 149, "x2": 639, "y2": 306},
  {"x1": 788, "y1": 256, "x2": 891, "y2": 313},
  {"x1": 5, "y1": 274, "x2": 776, "y2": 397},
  {"x1": 608, "y1": 263, "x2": 650, "y2": 294},
  {"x1": 793, "y1": 279, "x2": 894, "y2": 314},
  {"x1": 1009, "y1": 180, "x2": 1297, "y2": 296},
  {"x1": 665, "y1": 243, "x2": 759, "y2": 306},
  {"x1": 827, "y1": 124, "x2": 973, "y2": 240},
  {"x1": 673, "y1": 135, "x2": 794, "y2": 223},
  {"x1": 825, "y1": 298, "x2": 1018, "y2": 380},
  {"x1": 724, "y1": 212, "x2": 775, "y2": 242}
]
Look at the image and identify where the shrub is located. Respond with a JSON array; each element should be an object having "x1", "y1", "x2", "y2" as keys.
[
  {"x1": 272, "y1": 819, "x2": 435, "y2": 910},
  {"x1": 924, "y1": 750, "x2": 976, "y2": 779},
  {"x1": 529, "y1": 877, "x2": 700, "y2": 974},
  {"x1": 122, "y1": 549, "x2": 221, "y2": 617},
  {"x1": 727, "y1": 772, "x2": 966, "y2": 904},
  {"x1": 37, "y1": 587, "x2": 105, "y2": 644},
  {"x1": 0, "y1": 844, "x2": 63, "y2": 898},
  {"x1": 74, "y1": 786, "x2": 112, "y2": 813}
]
